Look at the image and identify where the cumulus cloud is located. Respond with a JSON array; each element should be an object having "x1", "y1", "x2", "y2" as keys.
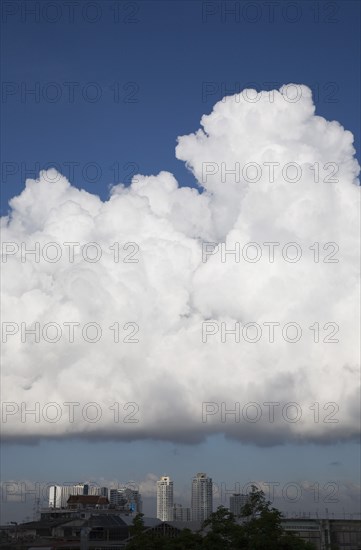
[{"x1": 1, "y1": 84, "x2": 360, "y2": 445}]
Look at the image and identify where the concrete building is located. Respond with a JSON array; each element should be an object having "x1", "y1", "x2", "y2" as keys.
[
  {"x1": 157, "y1": 476, "x2": 174, "y2": 521},
  {"x1": 191, "y1": 473, "x2": 213, "y2": 522},
  {"x1": 109, "y1": 488, "x2": 142, "y2": 513},
  {"x1": 11, "y1": 515, "x2": 361, "y2": 549},
  {"x1": 125, "y1": 488, "x2": 142, "y2": 514},
  {"x1": 109, "y1": 489, "x2": 128, "y2": 508},
  {"x1": 66, "y1": 495, "x2": 109, "y2": 510},
  {"x1": 281, "y1": 518, "x2": 361, "y2": 550},
  {"x1": 281, "y1": 518, "x2": 323, "y2": 548},
  {"x1": 100, "y1": 487, "x2": 109, "y2": 498},
  {"x1": 173, "y1": 504, "x2": 191, "y2": 522},
  {"x1": 48, "y1": 484, "x2": 101, "y2": 508},
  {"x1": 48, "y1": 485, "x2": 62, "y2": 509},
  {"x1": 229, "y1": 493, "x2": 249, "y2": 516}
]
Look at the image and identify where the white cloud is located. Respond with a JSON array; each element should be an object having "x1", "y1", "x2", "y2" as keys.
[{"x1": 1, "y1": 84, "x2": 360, "y2": 445}]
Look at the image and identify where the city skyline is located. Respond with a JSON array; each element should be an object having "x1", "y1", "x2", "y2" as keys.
[
  {"x1": 2, "y1": 481, "x2": 360, "y2": 549},
  {"x1": 1, "y1": 0, "x2": 360, "y2": 537},
  {"x1": 2, "y1": 461, "x2": 360, "y2": 524}
]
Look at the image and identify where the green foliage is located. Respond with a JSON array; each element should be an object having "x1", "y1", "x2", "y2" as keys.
[
  {"x1": 163, "y1": 528, "x2": 203, "y2": 549},
  {"x1": 201, "y1": 505, "x2": 241, "y2": 549},
  {"x1": 125, "y1": 489, "x2": 317, "y2": 549},
  {"x1": 129, "y1": 512, "x2": 145, "y2": 538},
  {"x1": 237, "y1": 485, "x2": 317, "y2": 550},
  {"x1": 126, "y1": 513, "x2": 165, "y2": 549}
]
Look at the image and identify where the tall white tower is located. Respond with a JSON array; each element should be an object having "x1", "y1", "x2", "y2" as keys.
[
  {"x1": 156, "y1": 476, "x2": 174, "y2": 521},
  {"x1": 191, "y1": 472, "x2": 213, "y2": 522},
  {"x1": 49, "y1": 485, "x2": 62, "y2": 508}
]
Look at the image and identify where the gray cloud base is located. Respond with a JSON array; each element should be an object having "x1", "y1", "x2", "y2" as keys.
[{"x1": 2, "y1": 85, "x2": 360, "y2": 445}]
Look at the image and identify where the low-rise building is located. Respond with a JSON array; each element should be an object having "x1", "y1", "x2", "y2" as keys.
[
  {"x1": 281, "y1": 518, "x2": 361, "y2": 550},
  {"x1": 67, "y1": 495, "x2": 109, "y2": 510}
]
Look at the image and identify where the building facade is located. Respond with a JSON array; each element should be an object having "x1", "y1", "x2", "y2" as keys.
[
  {"x1": 191, "y1": 473, "x2": 213, "y2": 522},
  {"x1": 66, "y1": 495, "x2": 109, "y2": 510},
  {"x1": 173, "y1": 504, "x2": 191, "y2": 522},
  {"x1": 229, "y1": 493, "x2": 249, "y2": 516},
  {"x1": 125, "y1": 488, "x2": 142, "y2": 514},
  {"x1": 13, "y1": 515, "x2": 361, "y2": 550},
  {"x1": 49, "y1": 485, "x2": 62, "y2": 508},
  {"x1": 157, "y1": 476, "x2": 174, "y2": 521},
  {"x1": 48, "y1": 483, "x2": 100, "y2": 508},
  {"x1": 281, "y1": 518, "x2": 361, "y2": 550},
  {"x1": 100, "y1": 486, "x2": 109, "y2": 498},
  {"x1": 109, "y1": 488, "x2": 142, "y2": 513},
  {"x1": 109, "y1": 489, "x2": 128, "y2": 508}
]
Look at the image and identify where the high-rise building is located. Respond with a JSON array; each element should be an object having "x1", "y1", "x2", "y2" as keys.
[
  {"x1": 49, "y1": 485, "x2": 62, "y2": 508},
  {"x1": 109, "y1": 489, "x2": 127, "y2": 508},
  {"x1": 157, "y1": 476, "x2": 174, "y2": 521},
  {"x1": 125, "y1": 488, "x2": 142, "y2": 514},
  {"x1": 173, "y1": 504, "x2": 191, "y2": 522},
  {"x1": 109, "y1": 488, "x2": 142, "y2": 513},
  {"x1": 229, "y1": 493, "x2": 249, "y2": 516},
  {"x1": 191, "y1": 473, "x2": 213, "y2": 522},
  {"x1": 100, "y1": 487, "x2": 109, "y2": 498}
]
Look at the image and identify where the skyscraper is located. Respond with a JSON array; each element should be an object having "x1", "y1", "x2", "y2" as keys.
[
  {"x1": 191, "y1": 472, "x2": 213, "y2": 521},
  {"x1": 125, "y1": 488, "x2": 142, "y2": 514},
  {"x1": 49, "y1": 485, "x2": 62, "y2": 508},
  {"x1": 109, "y1": 489, "x2": 127, "y2": 508},
  {"x1": 229, "y1": 493, "x2": 249, "y2": 516},
  {"x1": 100, "y1": 487, "x2": 108, "y2": 498},
  {"x1": 173, "y1": 503, "x2": 191, "y2": 521},
  {"x1": 156, "y1": 476, "x2": 174, "y2": 521}
]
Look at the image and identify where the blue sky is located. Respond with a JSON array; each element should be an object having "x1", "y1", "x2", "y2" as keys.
[
  {"x1": 1, "y1": 0, "x2": 360, "y2": 211},
  {"x1": 1, "y1": 0, "x2": 360, "y2": 522}
]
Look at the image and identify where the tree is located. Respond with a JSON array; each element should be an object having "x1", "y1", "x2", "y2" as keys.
[
  {"x1": 164, "y1": 528, "x2": 203, "y2": 549},
  {"x1": 129, "y1": 513, "x2": 146, "y2": 538},
  {"x1": 126, "y1": 514, "x2": 201, "y2": 550},
  {"x1": 238, "y1": 485, "x2": 316, "y2": 550},
  {"x1": 201, "y1": 505, "x2": 240, "y2": 548},
  {"x1": 126, "y1": 491, "x2": 317, "y2": 549},
  {"x1": 126, "y1": 513, "x2": 166, "y2": 549}
]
